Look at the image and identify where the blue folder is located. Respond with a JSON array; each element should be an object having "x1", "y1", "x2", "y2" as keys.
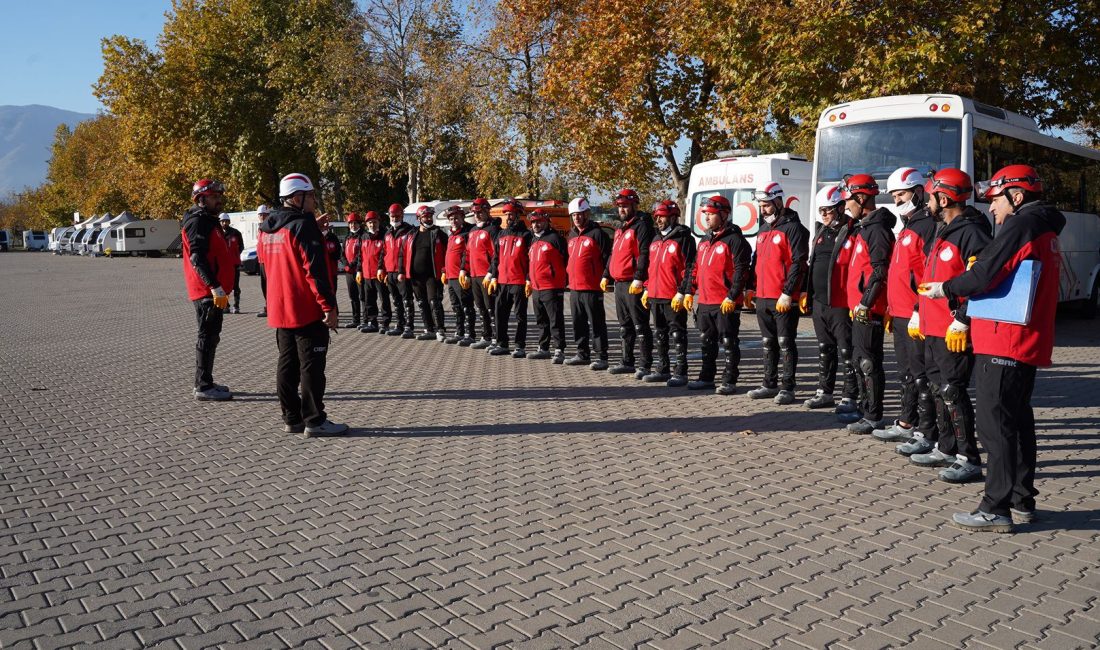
[{"x1": 967, "y1": 260, "x2": 1041, "y2": 325}]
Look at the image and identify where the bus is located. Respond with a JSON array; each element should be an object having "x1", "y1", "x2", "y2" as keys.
[{"x1": 811, "y1": 94, "x2": 1100, "y2": 312}]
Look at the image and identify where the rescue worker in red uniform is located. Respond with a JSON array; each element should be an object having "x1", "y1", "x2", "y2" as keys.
[
  {"x1": 259, "y1": 173, "x2": 346, "y2": 437},
  {"x1": 921, "y1": 165, "x2": 1064, "y2": 532},
  {"x1": 907, "y1": 169, "x2": 991, "y2": 484},
  {"x1": 218, "y1": 213, "x2": 245, "y2": 313},
  {"x1": 526, "y1": 208, "x2": 569, "y2": 362},
  {"x1": 462, "y1": 197, "x2": 501, "y2": 349},
  {"x1": 746, "y1": 182, "x2": 809, "y2": 404},
  {"x1": 605, "y1": 188, "x2": 655, "y2": 378},
  {"x1": 256, "y1": 204, "x2": 271, "y2": 317},
  {"x1": 357, "y1": 211, "x2": 389, "y2": 333},
  {"x1": 565, "y1": 198, "x2": 612, "y2": 370},
  {"x1": 342, "y1": 212, "x2": 365, "y2": 328},
  {"x1": 690, "y1": 195, "x2": 752, "y2": 393},
  {"x1": 381, "y1": 203, "x2": 416, "y2": 337},
  {"x1": 400, "y1": 205, "x2": 447, "y2": 341},
  {"x1": 873, "y1": 168, "x2": 940, "y2": 453},
  {"x1": 182, "y1": 179, "x2": 236, "y2": 401},
  {"x1": 802, "y1": 185, "x2": 859, "y2": 411},
  {"x1": 442, "y1": 205, "x2": 476, "y2": 345},
  {"x1": 842, "y1": 174, "x2": 897, "y2": 434},
  {"x1": 321, "y1": 220, "x2": 341, "y2": 305},
  {"x1": 642, "y1": 200, "x2": 696, "y2": 386},
  {"x1": 485, "y1": 199, "x2": 532, "y2": 357}
]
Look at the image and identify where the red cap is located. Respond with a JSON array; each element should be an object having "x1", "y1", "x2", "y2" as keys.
[
  {"x1": 364, "y1": 210, "x2": 379, "y2": 221},
  {"x1": 388, "y1": 203, "x2": 403, "y2": 215}
]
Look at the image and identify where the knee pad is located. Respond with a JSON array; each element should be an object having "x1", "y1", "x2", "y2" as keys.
[
  {"x1": 671, "y1": 330, "x2": 686, "y2": 344},
  {"x1": 762, "y1": 337, "x2": 778, "y2": 351},
  {"x1": 899, "y1": 371, "x2": 914, "y2": 386},
  {"x1": 778, "y1": 336, "x2": 795, "y2": 350},
  {"x1": 914, "y1": 376, "x2": 930, "y2": 394},
  {"x1": 839, "y1": 347, "x2": 852, "y2": 361},
  {"x1": 721, "y1": 336, "x2": 735, "y2": 349},
  {"x1": 700, "y1": 332, "x2": 717, "y2": 346},
  {"x1": 941, "y1": 383, "x2": 962, "y2": 404},
  {"x1": 619, "y1": 326, "x2": 632, "y2": 339},
  {"x1": 858, "y1": 357, "x2": 875, "y2": 374},
  {"x1": 818, "y1": 343, "x2": 837, "y2": 361}
]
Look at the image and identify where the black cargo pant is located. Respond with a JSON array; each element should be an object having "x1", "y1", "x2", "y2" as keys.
[
  {"x1": 811, "y1": 302, "x2": 858, "y2": 399},
  {"x1": 651, "y1": 299, "x2": 688, "y2": 377},
  {"x1": 975, "y1": 354, "x2": 1037, "y2": 517},
  {"x1": 447, "y1": 278, "x2": 475, "y2": 338},
  {"x1": 571, "y1": 290, "x2": 608, "y2": 362},
  {"x1": 411, "y1": 276, "x2": 445, "y2": 333},
  {"x1": 371, "y1": 274, "x2": 392, "y2": 328},
  {"x1": 696, "y1": 303, "x2": 741, "y2": 384},
  {"x1": 259, "y1": 264, "x2": 267, "y2": 307},
  {"x1": 533, "y1": 288, "x2": 566, "y2": 352},
  {"x1": 756, "y1": 297, "x2": 799, "y2": 391},
  {"x1": 232, "y1": 268, "x2": 242, "y2": 310},
  {"x1": 893, "y1": 315, "x2": 937, "y2": 437},
  {"x1": 193, "y1": 297, "x2": 224, "y2": 391},
  {"x1": 345, "y1": 273, "x2": 363, "y2": 324},
  {"x1": 613, "y1": 281, "x2": 652, "y2": 368},
  {"x1": 386, "y1": 271, "x2": 413, "y2": 330},
  {"x1": 924, "y1": 336, "x2": 979, "y2": 465},
  {"x1": 852, "y1": 316, "x2": 886, "y2": 421},
  {"x1": 495, "y1": 283, "x2": 528, "y2": 349},
  {"x1": 471, "y1": 275, "x2": 495, "y2": 340},
  {"x1": 276, "y1": 320, "x2": 329, "y2": 428}
]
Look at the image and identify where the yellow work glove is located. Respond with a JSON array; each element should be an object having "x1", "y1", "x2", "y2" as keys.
[
  {"x1": 742, "y1": 289, "x2": 755, "y2": 310},
  {"x1": 918, "y1": 282, "x2": 945, "y2": 300},
  {"x1": 720, "y1": 297, "x2": 736, "y2": 314},
  {"x1": 600, "y1": 277, "x2": 609, "y2": 292},
  {"x1": 799, "y1": 294, "x2": 809, "y2": 314},
  {"x1": 852, "y1": 304, "x2": 870, "y2": 324},
  {"x1": 482, "y1": 275, "x2": 492, "y2": 288},
  {"x1": 441, "y1": 272, "x2": 447, "y2": 283},
  {"x1": 946, "y1": 319, "x2": 970, "y2": 353},
  {"x1": 488, "y1": 278, "x2": 498, "y2": 295},
  {"x1": 967, "y1": 255, "x2": 977, "y2": 270},
  {"x1": 376, "y1": 270, "x2": 385, "y2": 282},
  {"x1": 211, "y1": 287, "x2": 229, "y2": 310},
  {"x1": 671, "y1": 293, "x2": 684, "y2": 312},
  {"x1": 459, "y1": 270, "x2": 470, "y2": 289},
  {"x1": 776, "y1": 293, "x2": 792, "y2": 313},
  {"x1": 641, "y1": 290, "x2": 649, "y2": 310},
  {"x1": 355, "y1": 272, "x2": 363, "y2": 285},
  {"x1": 908, "y1": 311, "x2": 924, "y2": 341},
  {"x1": 884, "y1": 314, "x2": 894, "y2": 334},
  {"x1": 628, "y1": 279, "x2": 644, "y2": 295},
  {"x1": 683, "y1": 294, "x2": 694, "y2": 311},
  {"x1": 525, "y1": 280, "x2": 532, "y2": 298}
]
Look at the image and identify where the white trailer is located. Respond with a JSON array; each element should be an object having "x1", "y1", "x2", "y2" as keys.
[
  {"x1": 113, "y1": 220, "x2": 180, "y2": 257},
  {"x1": 92, "y1": 211, "x2": 138, "y2": 256},
  {"x1": 22, "y1": 230, "x2": 48, "y2": 251}
]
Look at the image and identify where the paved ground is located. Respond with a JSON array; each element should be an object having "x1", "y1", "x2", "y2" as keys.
[{"x1": 1, "y1": 252, "x2": 1099, "y2": 650}]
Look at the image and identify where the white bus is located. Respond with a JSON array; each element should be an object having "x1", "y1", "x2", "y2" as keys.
[{"x1": 812, "y1": 94, "x2": 1100, "y2": 312}]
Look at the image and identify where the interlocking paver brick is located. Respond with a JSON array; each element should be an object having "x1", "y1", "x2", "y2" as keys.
[{"x1": 2, "y1": 254, "x2": 1099, "y2": 649}]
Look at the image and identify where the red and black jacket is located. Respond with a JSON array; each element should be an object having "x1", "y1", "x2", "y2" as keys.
[
  {"x1": 400, "y1": 226, "x2": 447, "y2": 278},
  {"x1": 568, "y1": 221, "x2": 611, "y2": 291},
  {"x1": 692, "y1": 223, "x2": 752, "y2": 306},
  {"x1": 845, "y1": 207, "x2": 897, "y2": 314},
  {"x1": 357, "y1": 230, "x2": 385, "y2": 278},
  {"x1": 490, "y1": 221, "x2": 533, "y2": 285},
  {"x1": 529, "y1": 230, "x2": 568, "y2": 291},
  {"x1": 645, "y1": 224, "x2": 696, "y2": 300},
  {"x1": 944, "y1": 201, "x2": 1065, "y2": 367},
  {"x1": 445, "y1": 222, "x2": 473, "y2": 278},
  {"x1": 181, "y1": 206, "x2": 235, "y2": 301},
  {"x1": 382, "y1": 222, "x2": 415, "y2": 274},
  {"x1": 462, "y1": 218, "x2": 501, "y2": 278},
  {"x1": 751, "y1": 208, "x2": 809, "y2": 300},
  {"x1": 343, "y1": 230, "x2": 364, "y2": 274},
  {"x1": 918, "y1": 207, "x2": 992, "y2": 337},
  {"x1": 221, "y1": 225, "x2": 245, "y2": 268},
  {"x1": 607, "y1": 213, "x2": 655, "y2": 282},
  {"x1": 258, "y1": 207, "x2": 337, "y2": 328},
  {"x1": 805, "y1": 219, "x2": 851, "y2": 308},
  {"x1": 887, "y1": 208, "x2": 936, "y2": 318}
]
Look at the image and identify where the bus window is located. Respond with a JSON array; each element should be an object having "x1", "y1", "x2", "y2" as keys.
[
  {"x1": 974, "y1": 128, "x2": 1100, "y2": 213},
  {"x1": 817, "y1": 118, "x2": 961, "y2": 183}
]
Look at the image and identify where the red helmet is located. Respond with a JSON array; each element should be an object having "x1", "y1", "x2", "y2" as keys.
[
  {"x1": 444, "y1": 205, "x2": 465, "y2": 220},
  {"x1": 928, "y1": 168, "x2": 973, "y2": 203},
  {"x1": 613, "y1": 188, "x2": 640, "y2": 206},
  {"x1": 529, "y1": 208, "x2": 550, "y2": 221},
  {"x1": 388, "y1": 203, "x2": 403, "y2": 216},
  {"x1": 653, "y1": 199, "x2": 681, "y2": 218},
  {"x1": 983, "y1": 164, "x2": 1043, "y2": 199},
  {"x1": 416, "y1": 205, "x2": 435, "y2": 219},
  {"x1": 701, "y1": 194, "x2": 731, "y2": 214},
  {"x1": 364, "y1": 210, "x2": 380, "y2": 221},
  {"x1": 471, "y1": 197, "x2": 490, "y2": 209},
  {"x1": 346, "y1": 212, "x2": 362, "y2": 223},
  {"x1": 191, "y1": 179, "x2": 225, "y2": 201},
  {"x1": 840, "y1": 173, "x2": 880, "y2": 199},
  {"x1": 501, "y1": 199, "x2": 524, "y2": 216}
]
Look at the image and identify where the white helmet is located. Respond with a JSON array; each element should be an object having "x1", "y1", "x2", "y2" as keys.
[
  {"x1": 568, "y1": 197, "x2": 591, "y2": 214},
  {"x1": 815, "y1": 185, "x2": 844, "y2": 220},
  {"x1": 753, "y1": 181, "x2": 784, "y2": 203},
  {"x1": 886, "y1": 167, "x2": 923, "y2": 193},
  {"x1": 218, "y1": 212, "x2": 231, "y2": 222},
  {"x1": 279, "y1": 173, "x2": 314, "y2": 199},
  {"x1": 256, "y1": 204, "x2": 270, "y2": 214}
]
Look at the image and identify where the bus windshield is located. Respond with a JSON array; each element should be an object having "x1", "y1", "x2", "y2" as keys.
[{"x1": 817, "y1": 118, "x2": 962, "y2": 183}]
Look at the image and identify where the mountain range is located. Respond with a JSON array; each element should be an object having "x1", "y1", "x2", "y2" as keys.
[{"x1": 0, "y1": 105, "x2": 95, "y2": 197}]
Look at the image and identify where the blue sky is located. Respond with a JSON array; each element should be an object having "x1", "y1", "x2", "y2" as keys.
[{"x1": 6, "y1": 0, "x2": 173, "y2": 114}]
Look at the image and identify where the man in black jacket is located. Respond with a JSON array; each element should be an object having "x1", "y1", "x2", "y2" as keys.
[
  {"x1": 643, "y1": 200, "x2": 697, "y2": 386},
  {"x1": 218, "y1": 214, "x2": 245, "y2": 314},
  {"x1": 402, "y1": 205, "x2": 448, "y2": 341},
  {"x1": 341, "y1": 212, "x2": 365, "y2": 328}
]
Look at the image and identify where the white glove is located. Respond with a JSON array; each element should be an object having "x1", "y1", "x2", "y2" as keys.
[
  {"x1": 919, "y1": 281, "x2": 946, "y2": 300},
  {"x1": 776, "y1": 293, "x2": 792, "y2": 313},
  {"x1": 212, "y1": 287, "x2": 227, "y2": 299}
]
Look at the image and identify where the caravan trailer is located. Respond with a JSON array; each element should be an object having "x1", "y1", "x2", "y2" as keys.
[
  {"x1": 113, "y1": 220, "x2": 180, "y2": 257},
  {"x1": 54, "y1": 227, "x2": 76, "y2": 254},
  {"x1": 22, "y1": 230, "x2": 48, "y2": 251},
  {"x1": 92, "y1": 212, "x2": 138, "y2": 256},
  {"x1": 0, "y1": 229, "x2": 11, "y2": 251},
  {"x1": 48, "y1": 227, "x2": 66, "y2": 252}
]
